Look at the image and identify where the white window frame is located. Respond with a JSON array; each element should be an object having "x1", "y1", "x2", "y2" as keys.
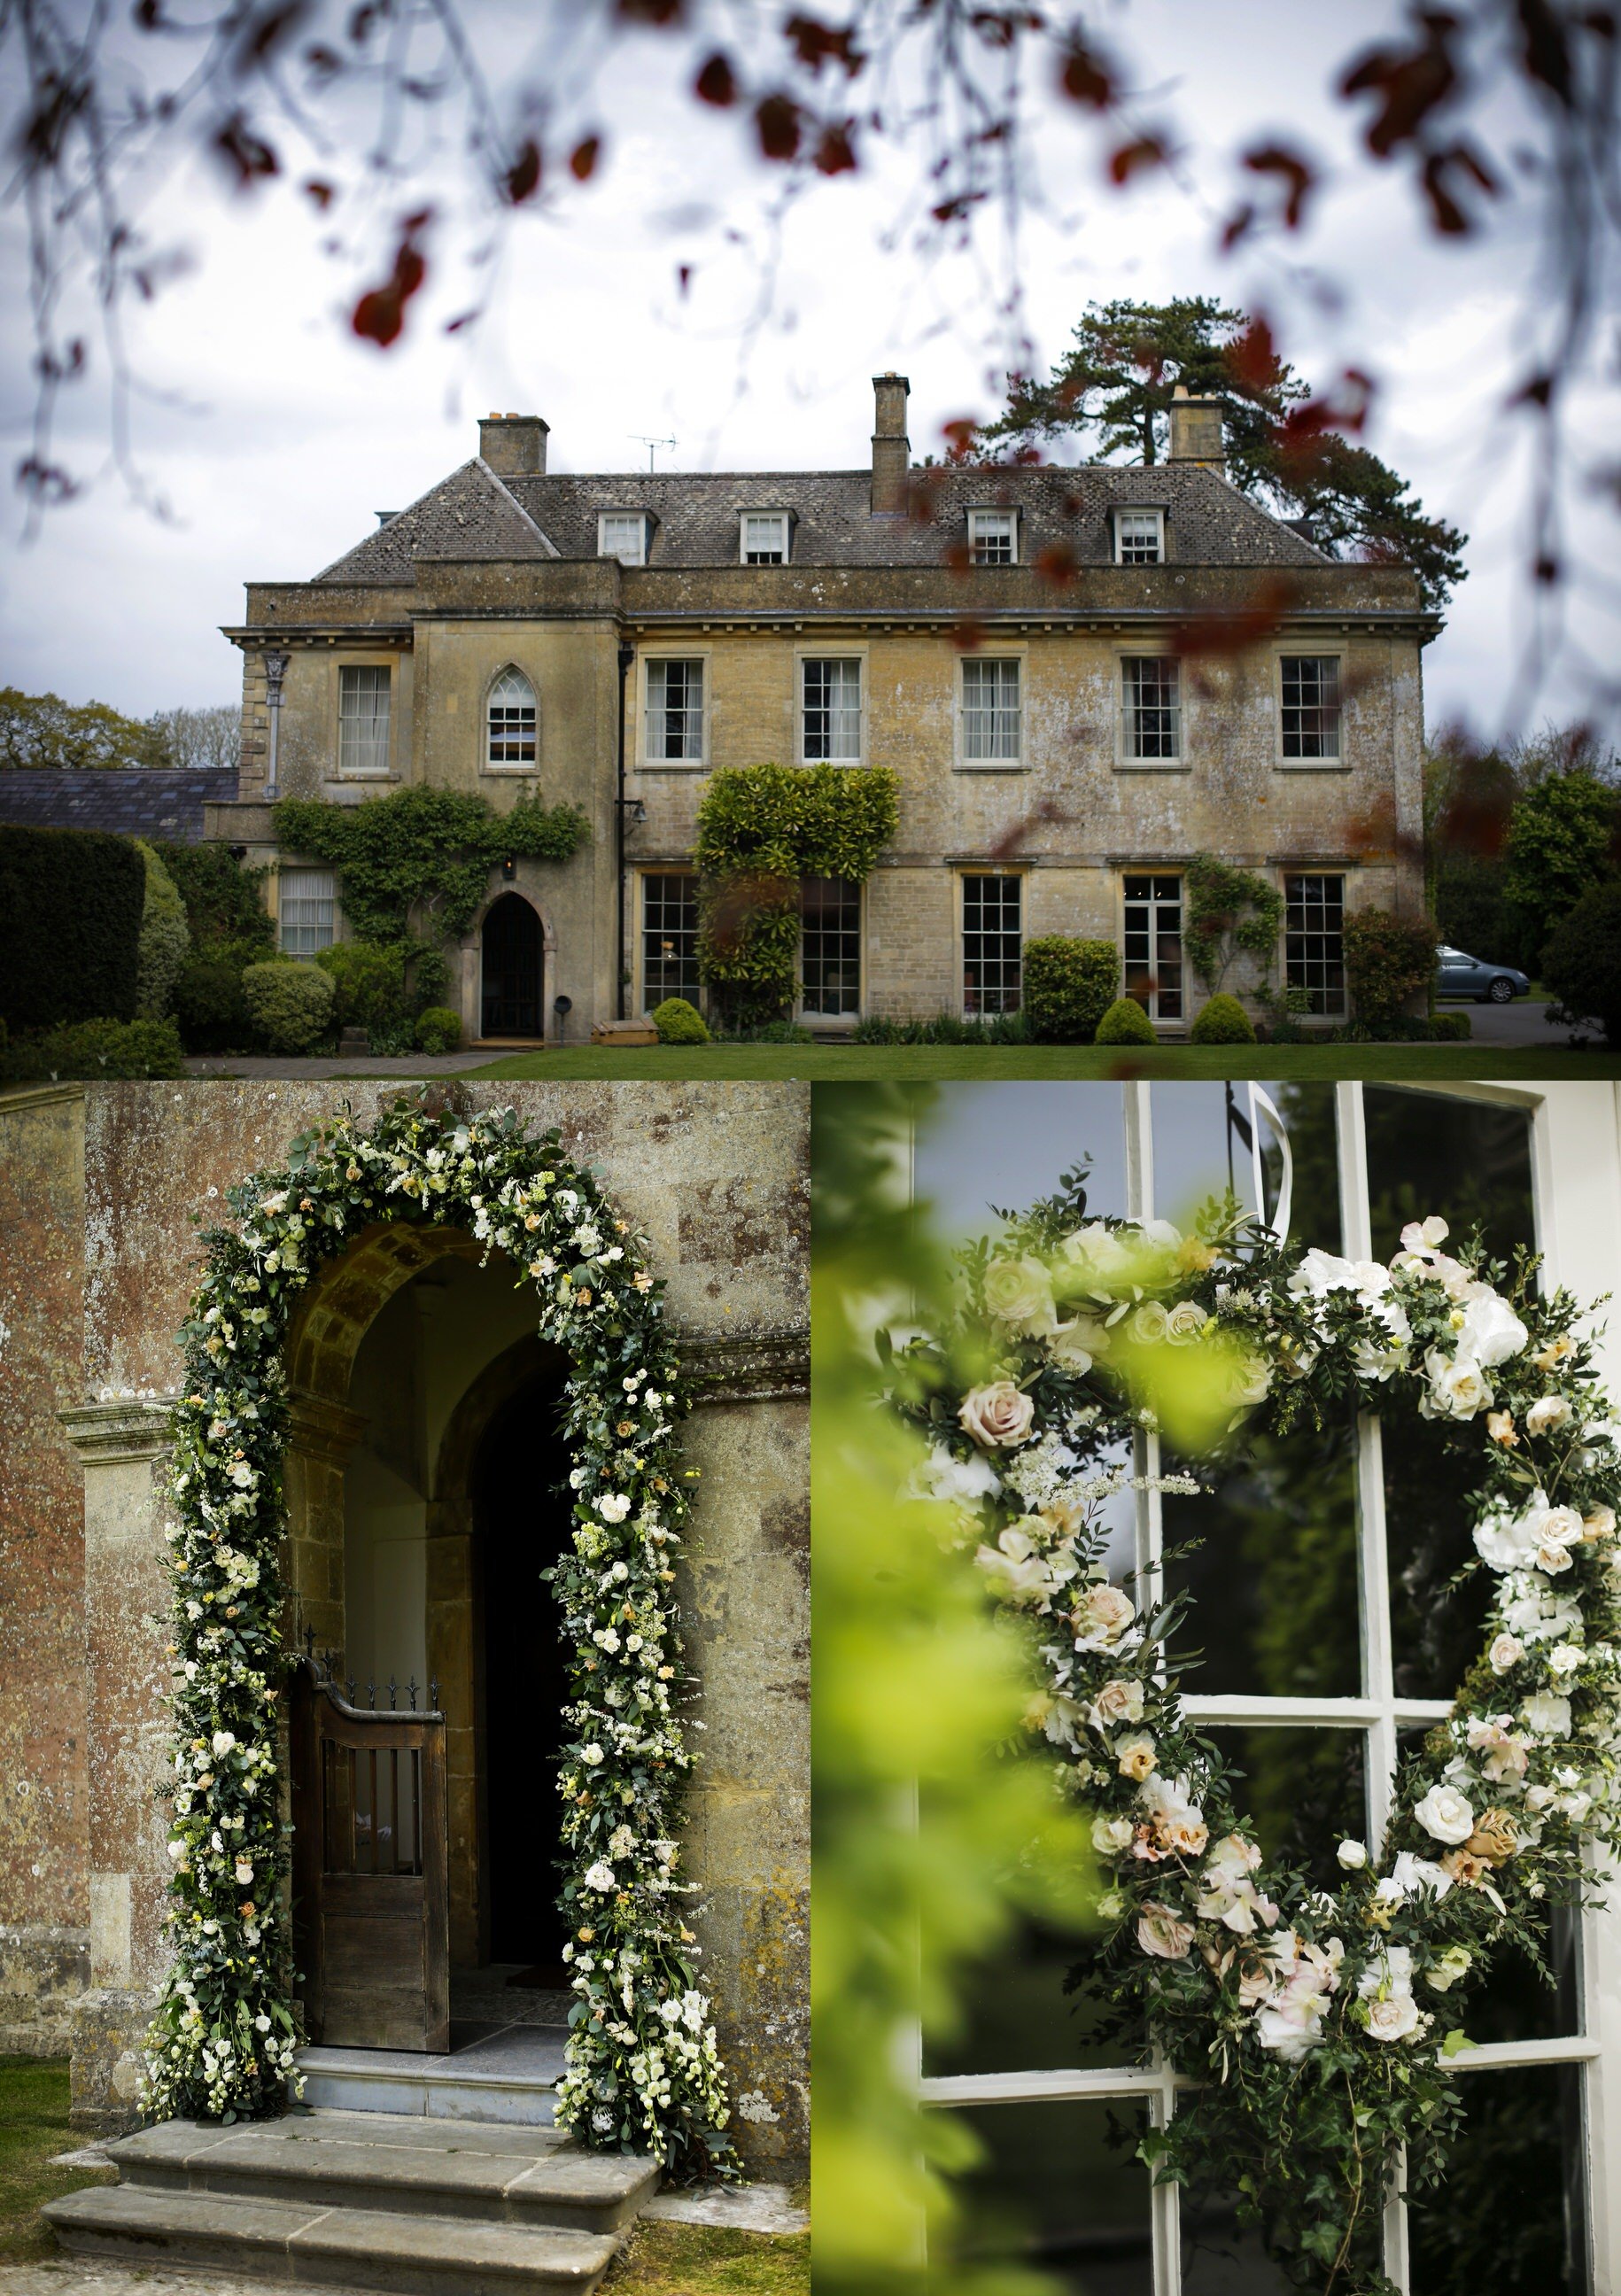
[
  {"x1": 485, "y1": 665, "x2": 538, "y2": 772},
  {"x1": 278, "y1": 865, "x2": 336, "y2": 957},
  {"x1": 913, "y1": 1079, "x2": 1621, "y2": 2293},
  {"x1": 1284, "y1": 871, "x2": 1348, "y2": 1020},
  {"x1": 956, "y1": 654, "x2": 1024, "y2": 769},
  {"x1": 967, "y1": 508, "x2": 1019, "y2": 566},
  {"x1": 799, "y1": 655, "x2": 865, "y2": 764},
  {"x1": 639, "y1": 870, "x2": 702, "y2": 1012},
  {"x1": 1278, "y1": 652, "x2": 1346, "y2": 765},
  {"x1": 1118, "y1": 653, "x2": 1183, "y2": 768},
  {"x1": 740, "y1": 510, "x2": 792, "y2": 564},
  {"x1": 959, "y1": 870, "x2": 1023, "y2": 1016},
  {"x1": 640, "y1": 654, "x2": 709, "y2": 768},
  {"x1": 796, "y1": 875, "x2": 863, "y2": 1024},
  {"x1": 1121, "y1": 872, "x2": 1185, "y2": 1024},
  {"x1": 599, "y1": 511, "x2": 649, "y2": 565},
  {"x1": 1114, "y1": 507, "x2": 1166, "y2": 565},
  {"x1": 337, "y1": 663, "x2": 392, "y2": 778}
]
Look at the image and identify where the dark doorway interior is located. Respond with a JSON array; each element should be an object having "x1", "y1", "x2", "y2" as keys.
[
  {"x1": 481, "y1": 893, "x2": 542, "y2": 1038},
  {"x1": 471, "y1": 1365, "x2": 570, "y2": 1973}
]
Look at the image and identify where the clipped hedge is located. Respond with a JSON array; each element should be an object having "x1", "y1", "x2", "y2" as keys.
[
  {"x1": 1095, "y1": 996, "x2": 1157, "y2": 1045},
  {"x1": 651, "y1": 997, "x2": 710, "y2": 1045},
  {"x1": 0, "y1": 1016, "x2": 186, "y2": 1082},
  {"x1": 242, "y1": 960, "x2": 335, "y2": 1054},
  {"x1": 135, "y1": 842, "x2": 190, "y2": 1020},
  {"x1": 1189, "y1": 992, "x2": 1256, "y2": 1044},
  {"x1": 414, "y1": 1006, "x2": 462, "y2": 1054},
  {"x1": 1543, "y1": 882, "x2": 1621, "y2": 1046},
  {"x1": 1023, "y1": 937, "x2": 1119, "y2": 1043},
  {"x1": 0, "y1": 824, "x2": 144, "y2": 1031},
  {"x1": 153, "y1": 840, "x2": 273, "y2": 953}
]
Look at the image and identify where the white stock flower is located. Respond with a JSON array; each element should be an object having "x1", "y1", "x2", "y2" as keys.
[
  {"x1": 1457, "y1": 1290, "x2": 1530, "y2": 1369},
  {"x1": 1400, "y1": 1217, "x2": 1450, "y2": 1251},
  {"x1": 1414, "y1": 1784, "x2": 1476, "y2": 1845},
  {"x1": 1547, "y1": 1642, "x2": 1584, "y2": 1679},
  {"x1": 1048, "y1": 1316, "x2": 1108, "y2": 1370}
]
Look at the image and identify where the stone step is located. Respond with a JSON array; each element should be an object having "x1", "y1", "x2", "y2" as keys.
[
  {"x1": 295, "y1": 2031, "x2": 564, "y2": 2126},
  {"x1": 43, "y1": 2181, "x2": 620, "y2": 2293},
  {"x1": 95, "y1": 2109, "x2": 658, "y2": 2235}
]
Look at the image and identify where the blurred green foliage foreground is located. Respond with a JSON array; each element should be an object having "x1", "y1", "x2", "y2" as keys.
[{"x1": 810, "y1": 1084, "x2": 1098, "y2": 2296}]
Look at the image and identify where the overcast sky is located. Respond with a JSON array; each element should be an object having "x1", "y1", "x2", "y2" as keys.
[{"x1": 1, "y1": 0, "x2": 1614, "y2": 736}]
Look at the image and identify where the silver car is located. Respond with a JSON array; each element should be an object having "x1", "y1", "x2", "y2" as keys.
[{"x1": 1436, "y1": 944, "x2": 1532, "y2": 1004}]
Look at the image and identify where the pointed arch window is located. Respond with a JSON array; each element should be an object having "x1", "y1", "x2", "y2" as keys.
[{"x1": 486, "y1": 668, "x2": 537, "y2": 768}]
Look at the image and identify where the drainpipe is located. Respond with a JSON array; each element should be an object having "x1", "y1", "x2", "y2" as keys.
[
  {"x1": 263, "y1": 648, "x2": 289, "y2": 802},
  {"x1": 614, "y1": 641, "x2": 635, "y2": 1020}
]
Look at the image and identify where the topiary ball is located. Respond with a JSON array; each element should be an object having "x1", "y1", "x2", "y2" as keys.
[
  {"x1": 1189, "y1": 992, "x2": 1257, "y2": 1044},
  {"x1": 241, "y1": 959, "x2": 336, "y2": 1055},
  {"x1": 1094, "y1": 996, "x2": 1157, "y2": 1046},
  {"x1": 414, "y1": 1006, "x2": 461, "y2": 1055},
  {"x1": 651, "y1": 997, "x2": 710, "y2": 1045}
]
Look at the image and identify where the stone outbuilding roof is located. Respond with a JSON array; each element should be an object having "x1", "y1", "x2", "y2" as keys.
[
  {"x1": 313, "y1": 456, "x2": 1332, "y2": 586},
  {"x1": 0, "y1": 767, "x2": 239, "y2": 842}
]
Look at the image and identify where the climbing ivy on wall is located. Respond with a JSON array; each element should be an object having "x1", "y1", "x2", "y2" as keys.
[
  {"x1": 693, "y1": 763, "x2": 899, "y2": 1024},
  {"x1": 1185, "y1": 852, "x2": 1284, "y2": 995},
  {"x1": 274, "y1": 786, "x2": 589, "y2": 949}
]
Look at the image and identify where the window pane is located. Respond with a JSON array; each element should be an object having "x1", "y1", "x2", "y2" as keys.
[
  {"x1": 1407, "y1": 2062, "x2": 1587, "y2": 2296},
  {"x1": 279, "y1": 866, "x2": 335, "y2": 957},
  {"x1": 1122, "y1": 658, "x2": 1179, "y2": 760},
  {"x1": 1182, "y1": 2192, "x2": 1301, "y2": 2293},
  {"x1": 337, "y1": 664, "x2": 390, "y2": 774},
  {"x1": 487, "y1": 669, "x2": 537, "y2": 765},
  {"x1": 1284, "y1": 874, "x2": 1345, "y2": 1016},
  {"x1": 1122, "y1": 877, "x2": 1183, "y2": 1020},
  {"x1": 646, "y1": 660, "x2": 703, "y2": 760},
  {"x1": 1149, "y1": 1081, "x2": 1341, "y2": 1250},
  {"x1": 1281, "y1": 655, "x2": 1342, "y2": 760},
  {"x1": 800, "y1": 875, "x2": 861, "y2": 1015},
  {"x1": 970, "y1": 511, "x2": 1015, "y2": 565},
  {"x1": 962, "y1": 660, "x2": 1021, "y2": 761},
  {"x1": 962, "y1": 873, "x2": 1021, "y2": 1011},
  {"x1": 1462, "y1": 1911, "x2": 1582, "y2": 2044},
  {"x1": 914, "y1": 1083, "x2": 1128, "y2": 1242},
  {"x1": 1202, "y1": 1726, "x2": 1367, "y2": 1896},
  {"x1": 601, "y1": 516, "x2": 645, "y2": 563},
  {"x1": 744, "y1": 513, "x2": 787, "y2": 563},
  {"x1": 641, "y1": 874, "x2": 700, "y2": 1007},
  {"x1": 942, "y1": 2100, "x2": 1154, "y2": 2296},
  {"x1": 803, "y1": 659, "x2": 862, "y2": 762},
  {"x1": 1118, "y1": 514, "x2": 1162, "y2": 566}
]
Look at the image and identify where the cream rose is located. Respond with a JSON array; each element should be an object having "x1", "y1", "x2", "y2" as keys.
[
  {"x1": 958, "y1": 1381, "x2": 1035, "y2": 1449},
  {"x1": 1414, "y1": 1783, "x2": 1475, "y2": 1845},
  {"x1": 1365, "y1": 1994, "x2": 1422, "y2": 2042},
  {"x1": 983, "y1": 1254, "x2": 1059, "y2": 1335},
  {"x1": 1488, "y1": 1632, "x2": 1525, "y2": 1673},
  {"x1": 1136, "y1": 1904, "x2": 1195, "y2": 1960},
  {"x1": 1336, "y1": 1839, "x2": 1368, "y2": 1870},
  {"x1": 1128, "y1": 1299, "x2": 1170, "y2": 1346},
  {"x1": 1165, "y1": 1300, "x2": 1207, "y2": 1346},
  {"x1": 1525, "y1": 1394, "x2": 1572, "y2": 1435},
  {"x1": 1072, "y1": 1582, "x2": 1136, "y2": 1649},
  {"x1": 1424, "y1": 1349, "x2": 1493, "y2": 1421},
  {"x1": 1090, "y1": 1678, "x2": 1145, "y2": 1728},
  {"x1": 1116, "y1": 1732, "x2": 1158, "y2": 1781},
  {"x1": 1585, "y1": 1506, "x2": 1617, "y2": 1541},
  {"x1": 1091, "y1": 1813, "x2": 1135, "y2": 1857}
]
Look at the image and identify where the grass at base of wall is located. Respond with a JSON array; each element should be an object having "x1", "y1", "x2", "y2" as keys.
[
  {"x1": 0, "y1": 2058, "x2": 113, "y2": 2261},
  {"x1": 471, "y1": 1043, "x2": 1617, "y2": 1082},
  {"x1": 603, "y1": 2219, "x2": 810, "y2": 2293}
]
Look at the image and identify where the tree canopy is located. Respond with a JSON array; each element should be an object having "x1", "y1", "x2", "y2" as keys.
[
  {"x1": 978, "y1": 299, "x2": 1467, "y2": 613},
  {"x1": 0, "y1": 686, "x2": 170, "y2": 771}
]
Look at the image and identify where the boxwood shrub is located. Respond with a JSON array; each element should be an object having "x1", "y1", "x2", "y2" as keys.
[
  {"x1": 414, "y1": 1006, "x2": 462, "y2": 1054},
  {"x1": 651, "y1": 997, "x2": 710, "y2": 1045},
  {"x1": 0, "y1": 825, "x2": 144, "y2": 1031},
  {"x1": 1023, "y1": 937, "x2": 1120, "y2": 1043},
  {"x1": 1189, "y1": 992, "x2": 1256, "y2": 1044},
  {"x1": 241, "y1": 959, "x2": 336, "y2": 1054},
  {"x1": 1543, "y1": 882, "x2": 1621, "y2": 1046},
  {"x1": 1094, "y1": 996, "x2": 1157, "y2": 1046}
]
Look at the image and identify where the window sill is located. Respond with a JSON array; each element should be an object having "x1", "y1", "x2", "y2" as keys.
[
  {"x1": 1113, "y1": 760, "x2": 1191, "y2": 773},
  {"x1": 638, "y1": 758, "x2": 709, "y2": 772},
  {"x1": 480, "y1": 764, "x2": 542, "y2": 776},
  {"x1": 952, "y1": 761, "x2": 1028, "y2": 774},
  {"x1": 1275, "y1": 759, "x2": 1351, "y2": 772},
  {"x1": 326, "y1": 772, "x2": 400, "y2": 785}
]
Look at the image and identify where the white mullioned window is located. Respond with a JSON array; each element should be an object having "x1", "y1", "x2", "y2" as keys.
[
  {"x1": 962, "y1": 873, "x2": 1021, "y2": 1013},
  {"x1": 599, "y1": 512, "x2": 648, "y2": 564},
  {"x1": 1282, "y1": 655, "x2": 1344, "y2": 760},
  {"x1": 279, "y1": 866, "x2": 335, "y2": 956},
  {"x1": 486, "y1": 667, "x2": 537, "y2": 767},
  {"x1": 337, "y1": 665, "x2": 391, "y2": 775},
  {"x1": 911, "y1": 1079, "x2": 1621, "y2": 2292},
  {"x1": 640, "y1": 873, "x2": 701, "y2": 1009},
  {"x1": 1121, "y1": 655, "x2": 1181, "y2": 761},
  {"x1": 1115, "y1": 508, "x2": 1165, "y2": 564},
  {"x1": 1286, "y1": 872, "x2": 1347, "y2": 1016},
  {"x1": 1121, "y1": 873, "x2": 1184, "y2": 1021},
  {"x1": 799, "y1": 877, "x2": 861, "y2": 1017},
  {"x1": 968, "y1": 508, "x2": 1017, "y2": 565},
  {"x1": 644, "y1": 659, "x2": 705, "y2": 762},
  {"x1": 802, "y1": 659, "x2": 863, "y2": 762},
  {"x1": 960, "y1": 658, "x2": 1022, "y2": 763},
  {"x1": 741, "y1": 512, "x2": 790, "y2": 563}
]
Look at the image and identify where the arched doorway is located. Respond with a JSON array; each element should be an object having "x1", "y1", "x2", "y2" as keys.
[{"x1": 481, "y1": 892, "x2": 542, "y2": 1038}]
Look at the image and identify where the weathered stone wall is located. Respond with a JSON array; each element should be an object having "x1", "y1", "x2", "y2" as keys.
[{"x1": 0, "y1": 1086, "x2": 91, "y2": 2053}]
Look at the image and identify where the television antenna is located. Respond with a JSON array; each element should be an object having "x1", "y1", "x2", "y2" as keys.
[{"x1": 632, "y1": 435, "x2": 677, "y2": 470}]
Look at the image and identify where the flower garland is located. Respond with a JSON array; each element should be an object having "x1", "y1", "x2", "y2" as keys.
[
  {"x1": 896, "y1": 1180, "x2": 1621, "y2": 2293},
  {"x1": 142, "y1": 1097, "x2": 733, "y2": 2176}
]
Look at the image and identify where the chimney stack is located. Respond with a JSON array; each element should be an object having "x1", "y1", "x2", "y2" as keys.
[
  {"x1": 479, "y1": 412, "x2": 549, "y2": 476},
  {"x1": 870, "y1": 372, "x2": 911, "y2": 516},
  {"x1": 1167, "y1": 384, "x2": 1224, "y2": 472}
]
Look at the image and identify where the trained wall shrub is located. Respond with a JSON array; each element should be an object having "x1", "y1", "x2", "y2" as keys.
[
  {"x1": 135, "y1": 842, "x2": 191, "y2": 1020},
  {"x1": 0, "y1": 824, "x2": 144, "y2": 1032},
  {"x1": 1543, "y1": 882, "x2": 1621, "y2": 1046},
  {"x1": 651, "y1": 997, "x2": 710, "y2": 1044},
  {"x1": 1189, "y1": 991, "x2": 1256, "y2": 1044},
  {"x1": 241, "y1": 960, "x2": 336, "y2": 1054},
  {"x1": 413, "y1": 1005, "x2": 461, "y2": 1054},
  {"x1": 314, "y1": 939, "x2": 409, "y2": 1036},
  {"x1": 0, "y1": 1016, "x2": 186, "y2": 1082},
  {"x1": 1344, "y1": 907, "x2": 1439, "y2": 1025},
  {"x1": 1095, "y1": 995, "x2": 1157, "y2": 1045},
  {"x1": 1023, "y1": 936, "x2": 1119, "y2": 1043}
]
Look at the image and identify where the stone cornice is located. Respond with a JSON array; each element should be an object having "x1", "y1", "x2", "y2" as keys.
[
  {"x1": 677, "y1": 1329, "x2": 809, "y2": 1404},
  {"x1": 58, "y1": 1399, "x2": 178, "y2": 1466}
]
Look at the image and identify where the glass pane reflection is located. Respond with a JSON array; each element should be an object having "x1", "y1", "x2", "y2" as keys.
[
  {"x1": 1202, "y1": 1726, "x2": 1367, "y2": 1896},
  {"x1": 942, "y1": 2099, "x2": 1153, "y2": 2296},
  {"x1": 1181, "y1": 2191, "x2": 1313, "y2": 2294},
  {"x1": 1151, "y1": 1082, "x2": 1340, "y2": 1254},
  {"x1": 916, "y1": 1084, "x2": 1128, "y2": 1242},
  {"x1": 1363, "y1": 1088, "x2": 1536, "y2": 1268},
  {"x1": 926, "y1": 1918, "x2": 1137, "y2": 2080},
  {"x1": 1406, "y1": 2063, "x2": 1586, "y2": 2295}
]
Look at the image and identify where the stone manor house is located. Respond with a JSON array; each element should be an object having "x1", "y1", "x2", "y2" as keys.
[{"x1": 210, "y1": 375, "x2": 1435, "y2": 1041}]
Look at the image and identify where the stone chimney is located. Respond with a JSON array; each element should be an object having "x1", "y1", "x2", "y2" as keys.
[
  {"x1": 1167, "y1": 384, "x2": 1224, "y2": 472},
  {"x1": 870, "y1": 372, "x2": 911, "y2": 516},
  {"x1": 479, "y1": 412, "x2": 549, "y2": 476}
]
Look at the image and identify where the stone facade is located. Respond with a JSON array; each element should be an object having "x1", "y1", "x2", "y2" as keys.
[
  {"x1": 0, "y1": 1082, "x2": 810, "y2": 2174},
  {"x1": 210, "y1": 378, "x2": 1435, "y2": 1041}
]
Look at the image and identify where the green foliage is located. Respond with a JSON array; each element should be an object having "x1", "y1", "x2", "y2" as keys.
[
  {"x1": 413, "y1": 1005, "x2": 462, "y2": 1053},
  {"x1": 241, "y1": 959, "x2": 336, "y2": 1053},
  {"x1": 314, "y1": 939, "x2": 409, "y2": 1036},
  {"x1": 978, "y1": 298, "x2": 1467, "y2": 610},
  {"x1": 0, "y1": 684, "x2": 169, "y2": 769},
  {"x1": 154, "y1": 840, "x2": 273, "y2": 953},
  {"x1": 1185, "y1": 855, "x2": 1284, "y2": 995},
  {"x1": 0, "y1": 824, "x2": 144, "y2": 1032},
  {"x1": 694, "y1": 764, "x2": 899, "y2": 1025},
  {"x1": 851, "y1": 1011, "x2": 1032, "y2": 1045},
  {"x1": 0, "y1": 2056, "x2": 116, "y2": 2263},
  {"x1": 1022, "y1": 936, "x2": 1119, "y2": 1043},
  {"x1": 1094, "y1": 994, "x2": 1157, "y2": 1044},
  {"x1": 1189, "y1": 990, "x2": 1256, "y2": 1043},
  {"x1": 274, "y1": 786, "x2": 590, "y2": 949},
  {"x1": 1542, "y1": 881, "x2": 1621, "y2": 1046},
  {"x1": 173, "y1": 942, "x2": 261, "y2": 1053},
  {"x1": 1502, "y1": 771, "x2": 1618, "y2": 957},
  {"x1": 1429, "y1": 1010, "x2": 1472, "y2": 1042},
  {"x1": 715, "y1": 1018, "x2": 816, "y2": 1043},
  {"x1": 134, "y1": 841, "x2": 190, "y2": 1020},
  {"x1": 651, "y1": 996, "x2": 710, "y2": 1044},
  {"x1": 1344, "y1": 907, "x2": 1439, "y2": 1026},
  {"x1": 0, "y1": 1016, "x2": 186, "y2": 1082}
]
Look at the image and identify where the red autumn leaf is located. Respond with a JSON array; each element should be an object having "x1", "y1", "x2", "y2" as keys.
[
  {"x1": 694, "y1": 51, "x2": 737, "y2": 106},
  {"x1": 302, "y1": 178, "x2": 336, "y2": 210},
  {"x1": 1228, "y1": 312, "x2": 1280, "y2": 394},
  {"x1": 940, "y1": 417, "x2": 978, "y2": 461},
  {"x1": 1420, "y1": 143, "x2": 1498, "y2": 235},
  {"x1": 932, "y1": 189, "x2": 988, "y2": 222},
  {"x1": 214, "y1": 112, "x2": 279, "y2": 187},
  {"x1": 352, "y1": 221, "x2": 430, "y2": 349},
  {"x1": 951, "y1": 615, "x2": 987, "y2": 652},
  {"x1": 756, "y1": 93, "x2": 803, "y2": 161},
  {"x1": 569, "y1": 136, "x2": 601, "y2": 182},
  {"x1": 944, "y1": 540, "x2": 973, "y2": 574},
  {"x1": 1221, "y1": 203, "x2": 1257, "y2": 252},
  {"x1": 503, "y1": 139, "x2": 541, "y2": 204},
  {"x1": 616, "y1": 0, "x2": 686, "y2": 23},
  {"x1": 1339, "y1": 17, "x2": 1461, "y2": 157},
  {"x1": 1108, "y1": 135, "x2": 1168, "y2": 185},
  {"x1": 1243, "y1": 141, "x2": 1316, "y2": 229},
  {"x1": 813, "y1": 121, "x2": 858, "y2": 175},
  {"x1": 1034, "y1": 542, "x2": 1078, "y2": 587},
  {"x1": 1058, "y1": 37, "x2": 1114, "y2": 108},
  {"x1": 784, "y1": 13, "x2": 865, "y2": 74},
  {"x1": 1169, "y1": 577, "x2": 1299, "y2": 659}
]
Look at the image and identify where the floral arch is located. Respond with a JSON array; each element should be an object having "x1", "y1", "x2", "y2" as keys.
[{"x1": 143, "y1": 1095, "x2": 732, "y2": 2174}]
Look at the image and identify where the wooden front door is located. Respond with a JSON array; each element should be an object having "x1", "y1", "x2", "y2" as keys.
[{"x1": 291, "y1": 1662, "x2": 449, "y2": 2051}]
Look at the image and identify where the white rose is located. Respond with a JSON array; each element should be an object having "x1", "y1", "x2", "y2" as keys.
[
  {"x1": 1475, "y1": 1507, "x2": 1536, "y2": 1571},
  {"x1": 1091, "y1": 1814, "x2": 1135, "y2": 1857},
  {"x1": 1073, "y1": 1582, "x2": 1136, "y2": 1650},
  {"x1": 958, "y1": 1381, "x2": 1036, "y2": 1449},
  {"x1": 1336, "y1": 1839, "x2": 1368, "y2": 1870},
  {"x1": 1525, "y1": 1395, "x2": 1571, "y2": 1434},
  {"x1": 583, "y1": 1861, "x2": 617, "y2": 1893},
  {"x1": 1488, "y1": 1633, "x2": 1525, "y2": 1673},
  {"x1": 983, "y1": 1255, "x2": 1059, "y2": 1336},
  {"x1": 598, "y1": 1493, "x2": 632, "y2": 1524},
  {"x1": 1365, "y1": 1994, "x2": 1422, "y2": 2043},
  {"x1": 1457, "y1": 1290, "x2": 1530, "y2": 1369},
  {"x1": 1414, "y1": 1783, "x2": 1475, "y2": 1845},
  {"x1": 1055, "y1": 1222, "x2": 1128, "y2": 1286},
  {"x1": 1547, "y1": 1642, "x2": 1584, "y2": 1679},
  {"x1": 1165, "y1": 1300, "x2": 1206, "y2": 1346},
  {"x1": 211, "y1": 1731, "x2": 237, "y2": 1759},
  {"x1": 1424, "y1": 1349, "x2": 1492, "y2": 1421},
  {"x1": 1090, "y1": 1678, "x2": 1145, "y2": 1728},
  {"x1": 1128, "y1": 1300, "x2": 1170, "y2": 1346},
  {"x1": 1524, "y1": 1691, "x2": 1572, "y2": 1736},
  {"x1": 1048, "y1": 1315, "x2": 1110, "y2": 1370}
]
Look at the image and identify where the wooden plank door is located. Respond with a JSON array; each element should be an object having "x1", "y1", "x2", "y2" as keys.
[{"x1": 291, "y1": 1662, "x2": 450, "y2": 2052}]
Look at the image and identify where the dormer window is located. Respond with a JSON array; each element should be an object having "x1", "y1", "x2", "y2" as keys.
[
  {"x1": 599, "y1": 512, "x2": 649, "y2": 565},
  {"x1": 741, "y1": 511, "x2": 791, "y2": 564},
  {"x1": 1115, "y1": 508, "x2": 1165, "y2": 565},
  {"x1": 968, "y1": 508, "x2": 1017, "y2": 565}
]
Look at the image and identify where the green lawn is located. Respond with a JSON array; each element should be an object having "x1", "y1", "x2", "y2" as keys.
[
  {"x1": 0, "y1": 2058, "x2": 112, "y2": 2262},
  {"x1": 474, "y1": 1043, "x2": 1617, "y2": 1082}
]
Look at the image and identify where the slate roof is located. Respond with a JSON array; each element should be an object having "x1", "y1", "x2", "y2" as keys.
[
  {"x1": 311, "y1": 456, "x2": 1332, "y2": 586},
  {"x1": 0, "y1": 768, "x2": 239, "y2": 842}
]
